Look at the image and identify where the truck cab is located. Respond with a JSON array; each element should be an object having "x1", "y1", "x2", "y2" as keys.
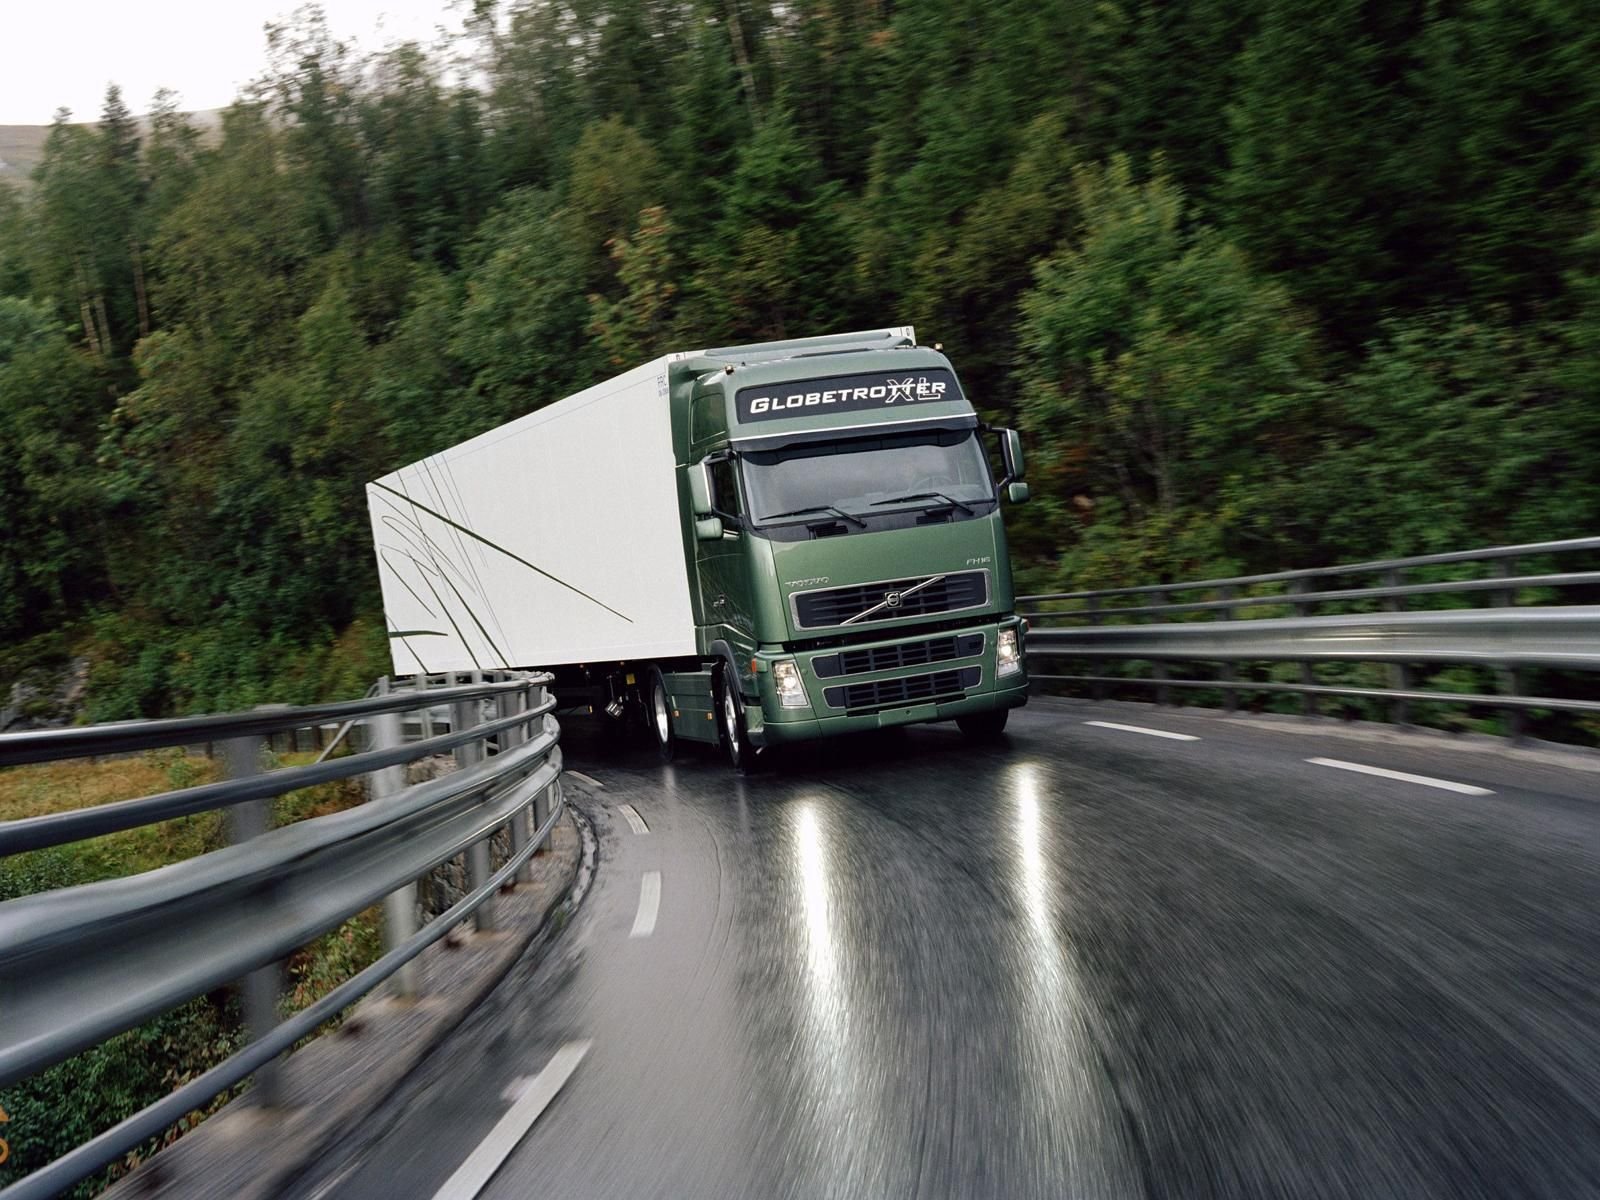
[{"x1": 664, "y1": 327, "x2": 1030, "y2": 765}]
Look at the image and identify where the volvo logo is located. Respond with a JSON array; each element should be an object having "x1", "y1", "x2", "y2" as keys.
[{"x1": 840, "y1": 574, "x2": 947, "y2": 626}]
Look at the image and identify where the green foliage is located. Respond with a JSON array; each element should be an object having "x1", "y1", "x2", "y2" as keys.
[
  {"x1": 1300, "y1": 313, "x2": 1590, "y2": 558},
  {"x1": 0, "y1": 995, "x2": 243, "y2": 1199},
  {"x1": 688, "y1": 110, "x2": 852, "y2": 340},
  {"x1": 1221, "y1": 0, "x2": 1421, "y2": 343},
  {"x1": 0, "y1": 299, "x2": 111, "y2": 641},
  {"x1": 900, "y1": 112, "x2": 1081, "y2": 418},
  {"x1": 0, "y1": 184, "x2": 34, "y2": 296},
  {"x1": 453, "y1": 188, "x2": 595, "y2": 421},
  {"x1": 0, "y1": 0, "x2": 1593, "y2": 722},
  {"x1": 566, "y1": 116, "x2": 665, "y2": 292},
  {"x1": 589, "y1": 205, "x2": 678, "y2": 368},
  {"x1": 1016, "y1": 158, "x2": 1317, "y2": 589}
]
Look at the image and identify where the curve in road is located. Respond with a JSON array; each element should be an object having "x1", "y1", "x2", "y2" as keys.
[{"x1": 286, "y1": 698, "x2": 1600, "y2": 1200}]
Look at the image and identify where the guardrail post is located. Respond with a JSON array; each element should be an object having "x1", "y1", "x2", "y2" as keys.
[
  {"x1": 530, "y1": 681, "x2": 553, "y2": 851},
  {"x1": 455, "y1": 671, "x2": 496, "y2": 933},
  {"x1": 1151, "y1": 589, "x2": 1171, "y2": 707},
  {"x1": 1290, "y1": 578, "x2": 1317, "y2": 717},
  {"x1": 413, "y1": 673, "x2": 432, "y2": 739},
  {"x1": 372, "y1": 678, "x2": 421, "y2": 999},
  {"x1": 1086, "y1": 597, "x2": 1106, "y2": 701},
  {"x1": 502, "y1": 685, "x2": 533, "y2": 884},
  {"x1": 1385, "y1": 569, "x2": 1412, "y2": 725},
  {"x1": 1218, "y1": 585, "x2": 1238, "y2": 713},
  {"x1": 224, "y1": 728, "x2": 284, "y2": 1107},
  {"x1": 1492, "y1": 558, "x2": 1525, "y2": 742}
]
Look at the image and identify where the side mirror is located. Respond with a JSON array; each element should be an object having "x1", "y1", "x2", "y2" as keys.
[
  {"x1": 688, "y1": 461, "x2": 714, "y2": 517},
  {"x1": 1000, "y1": 428, "x2": 1025, "y2": 483},
  {"x1": 1006, "y1": 481, "x2": 1031, "y2": 504},
  {"x1": 695, "y1": 516, "x2": 724, "y2": 541}
]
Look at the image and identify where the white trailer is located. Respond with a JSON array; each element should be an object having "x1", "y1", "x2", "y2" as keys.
[
  {"x1": 366, "y1": 326, "x2": 1030, "y2": 770},
  {"x1": 366, "y1": 357, "x2": 694, "y2": 675}
]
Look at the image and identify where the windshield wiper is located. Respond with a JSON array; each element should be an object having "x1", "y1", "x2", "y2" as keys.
[
  {"x1": 870, "y1": 491, "x2": 976, "y2": 516},
  {"x1": 758, "y1": 504, "x2": 867, "y2": 529}
]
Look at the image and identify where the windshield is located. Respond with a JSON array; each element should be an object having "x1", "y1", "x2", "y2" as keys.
[{"x1": 743, "y1": 428, "x2": 994, "y2": 526}]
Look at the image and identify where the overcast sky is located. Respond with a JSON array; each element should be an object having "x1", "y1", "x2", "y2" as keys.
[{"x1": 2, "y1": 1, "x2": 476, "y2": 124}]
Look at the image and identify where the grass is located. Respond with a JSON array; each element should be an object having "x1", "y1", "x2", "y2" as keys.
[
  {"x1": 0, "y1": 752, "x2": 226, "y2": 893},
  {"x1": 0, "y1": 747, "x2": 370, "y2": 890}
]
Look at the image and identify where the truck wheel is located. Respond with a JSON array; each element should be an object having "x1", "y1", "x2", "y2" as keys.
[
  {"x1": 716, "y1": 664, "x2": 759, "y2": 773},
  {"x1": 646, "y1": 667, "x2": 675, "y2": 763},
  {"x1": 956, "y1": 709, "x2": 1009, "y2": 741}
]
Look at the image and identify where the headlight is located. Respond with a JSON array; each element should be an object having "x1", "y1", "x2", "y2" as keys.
[
  {"x1": 773, "y1": 659, "x2": 810, "y2": 708},
  {"x1": 997, "y1": 628, "x2": 1022, "y2": 677}
]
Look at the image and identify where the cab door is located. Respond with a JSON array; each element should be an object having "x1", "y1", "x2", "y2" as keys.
[{"x1": 696, "y1": 453, "x2": 758, "y2": 659}]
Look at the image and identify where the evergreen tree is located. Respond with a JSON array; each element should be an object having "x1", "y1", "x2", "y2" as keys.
[
  {"x1": 452, "y1": 188, "x2": 595, "y2": 423},
  {"x1": 1413, "y1": 1, "x2": 1600, "y2": 315},
  {"x1": 1017, "y1": 158, "x2": 1318, "y2": 585},
  {"x1": 0, "y1": 300, "x2": 112, "y2": 639},
  {"x1": 32, "y1": 111, "x2": 119, "y2": 358},
  {"x1": 689, "y1": 110, "x2": 852, "y2": 340},
  {"x1": 0, "y1": 186, "x2": 34, "y2": 298},
  {"x1": 1222, "y1": 0, "x2": 1426, "y2": 345},
  {"x1": 566, "y1": 115, "x2": 666, "y2": 293}
]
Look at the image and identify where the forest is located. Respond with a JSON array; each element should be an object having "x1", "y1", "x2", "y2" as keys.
[{"x1": 0, "y1": 0, "x2": 1597, "y2": 719}]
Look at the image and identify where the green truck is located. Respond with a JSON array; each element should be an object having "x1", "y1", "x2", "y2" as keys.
[{"x1": 366, "y1": 326, "x2": 1030, "y2": 769}]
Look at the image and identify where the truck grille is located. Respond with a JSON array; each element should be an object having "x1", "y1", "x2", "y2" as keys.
[
  {"x1": 812, "y1": 633, "x2": 985, "y2": 679},
  {"x1": 823, "y1": 666, "x2": 981, "y2": 712},
  {"x1": 792, "y1": 570, "x2": 989, "y2": 630}
]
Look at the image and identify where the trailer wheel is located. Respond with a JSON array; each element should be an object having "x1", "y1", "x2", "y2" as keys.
[
  {"x1": 715, "y1": 664, "x2": 759, "y2": 773},
  {"x1": 646, "y1": 667, "x2": 675, "y2": 763}
]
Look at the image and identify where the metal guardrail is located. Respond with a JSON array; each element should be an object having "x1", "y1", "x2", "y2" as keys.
[
  {"x1": 0, "y1": 671, "x2": 564, "y2": 1200},
  {"x1": 1019, "y1": 536, "x2": 1600, "y2": 732}
]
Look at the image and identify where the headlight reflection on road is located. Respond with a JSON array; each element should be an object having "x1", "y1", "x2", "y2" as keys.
[
  {"x1": 794, "y1": 801, "x2": 841, "y2": 1010},
  {"x1": 789, "y1": 797, "x2": 866, "y2": 1156},
  {"x1": 1009, "y1": 763, "x2": 1069, "y2": 1003},
  {"x1": 1005, "y1": 762, "x2": 1124, "y2": 1175},
  {"x1": 1014, "y1": 768, "x2": 1052, "y2": 943}
]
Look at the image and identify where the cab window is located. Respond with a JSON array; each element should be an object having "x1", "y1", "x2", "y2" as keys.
[{"x1": 709, "y1": 458, "x2": 743, "y2": 525}]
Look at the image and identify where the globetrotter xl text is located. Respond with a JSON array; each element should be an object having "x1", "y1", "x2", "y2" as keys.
[{"x1": 736, "y1": 367, "x2": 964, "y2": 423}]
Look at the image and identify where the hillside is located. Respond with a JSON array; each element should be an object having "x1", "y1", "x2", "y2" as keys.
[
  {"x1": 0, "y1": 124, "x2": 47, "y2": 185},
  {"x1": 0, "y1": 3, "x2": 1595, "y2": 726},
  {"x1": 0, "y1": 110, "x2": 220, "y2": 189}
]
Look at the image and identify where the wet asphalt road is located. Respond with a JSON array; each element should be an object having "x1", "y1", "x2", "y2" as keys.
[{"x1": 290, "y1": 698, "x2": 1600, "y2": 1200}]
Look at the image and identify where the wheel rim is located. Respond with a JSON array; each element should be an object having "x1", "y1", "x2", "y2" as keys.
[
  {"x1": 722, "y1": 683, "x2": 741, "y2": 762},
  {"x1": 653, "y1": 682, "x2": 670, "y2": 744}
]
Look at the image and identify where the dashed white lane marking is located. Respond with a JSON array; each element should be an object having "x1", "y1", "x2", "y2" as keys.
[
  {"x1": 500, "y1": 1075, "x2": 536, "y2": 1103},
  {"x1": 1084, "y1": 720, "x2": 1199, "y2": 742},
  {"x1": 431, "y1": 1040, "x2": 592, "y2": 1200},
  {"x1": 630, "y1": 871, "x2": 661, "y2": 938},
  {"x1": 567, "y1": 770, "x2": 604, "y2": 789},
  {"x1": 618, "y1": 803, "x2": 649, "y2": 835},
  {"x1": 1306, "y1": 757, "x2": 1494, "y2": 796}
]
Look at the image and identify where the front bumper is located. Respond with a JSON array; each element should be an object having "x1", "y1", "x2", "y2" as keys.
[{"x1": 747, "y1": 618, "x2": 1028, "y2": 747}]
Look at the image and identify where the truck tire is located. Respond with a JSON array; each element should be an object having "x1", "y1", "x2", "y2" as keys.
[
  {"x1": 715, "y1": 663, "x2": 759, "y2": 773},
  {"x1": 646, "y1": 666, "x2": 675, "y2": 763},
  {"x1": 956, "y1": 709, "x2": 1009, "y2": 741}
]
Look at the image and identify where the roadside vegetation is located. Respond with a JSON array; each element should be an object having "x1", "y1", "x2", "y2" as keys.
[
  {"x1": 0, "y1": 0, "x2": 1594, "y2": 725},
  {"x1": 0, "y1": 752, "x2": 379, "y2": 1195}
]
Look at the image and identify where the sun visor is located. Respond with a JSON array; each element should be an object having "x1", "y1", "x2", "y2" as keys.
[{"x1": 731, "y1": 412, "x2": 978, "y2": 452}]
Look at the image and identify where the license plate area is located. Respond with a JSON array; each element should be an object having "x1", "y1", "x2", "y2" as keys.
[{"x1": 875, "y1": 702, "x2": 940, "y2": 727}]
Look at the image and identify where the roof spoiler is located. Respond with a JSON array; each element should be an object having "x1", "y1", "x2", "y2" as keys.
[{"x1": 672, "y1": 326, "x2": 916, "y2": 375}]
